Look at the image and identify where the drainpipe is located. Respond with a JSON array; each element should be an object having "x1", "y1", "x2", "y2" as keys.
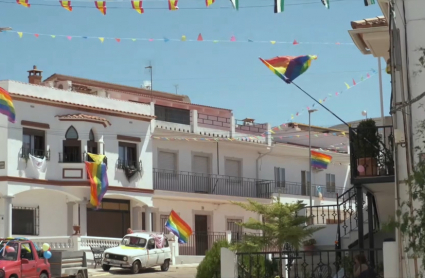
[{"x1": 255, "y1": 145, "x2": 274, "y2": 223}]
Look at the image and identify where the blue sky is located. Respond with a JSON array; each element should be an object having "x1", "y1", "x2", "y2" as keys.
[{"x1": 0, "y1": 0, "x2": 391, "y2": 127}]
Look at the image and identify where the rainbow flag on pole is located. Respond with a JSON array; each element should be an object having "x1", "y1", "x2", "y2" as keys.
[
  {"x1": 0, "y1": 87, "x2": 16, "y2": 123},
  {"x1": 85, "y1": 153, "x2": 109, "y2": 208},
  {"x1": 311, "y1": 150, "x2": 332, "y2": 170},
  {"x1": 165, "y1": 210, "x2": 193, "y2": 244}
]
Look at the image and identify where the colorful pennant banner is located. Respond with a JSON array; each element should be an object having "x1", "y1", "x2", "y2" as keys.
[
  {"x1": 5, "y1": 30, "x2": 354, "y2": 46},
  {"x1": 131, "y1": 1, "x2": 144, "y2": 13},
  {"x1": 60, "y1": 0, "x2": 72, "y2": 11}
]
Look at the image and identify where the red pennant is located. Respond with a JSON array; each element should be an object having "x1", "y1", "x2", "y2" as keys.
[
  {"x1": 293, "y1": 40, "x2": 299, "y2": 45},
  {"x1": 34, "y1": 34, "x2": 39, "y2": 38},
  {"x1": 367, "y1": 73, "x2": 370, "y2": 78},
  {"x1": 353, "y1": 79, "x2": 357, "y2": 85},
  {"x1": 197, "y1": 33, "x2": 203, "y2": 41},
  {"x1": 336, "y1": 42, "x2": 341, "y2": 45},
  {"x1": 115, "y1": 38, "x2": 121, "y2": 42}
]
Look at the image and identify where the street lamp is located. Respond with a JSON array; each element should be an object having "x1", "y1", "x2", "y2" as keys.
[{"x1": 308, "y1": 109, "x2": 318, "y2": 219}]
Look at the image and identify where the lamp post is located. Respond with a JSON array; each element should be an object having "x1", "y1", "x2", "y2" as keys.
[{"x1": 308, "y1": 109, "x2": 318, "y2": 219}]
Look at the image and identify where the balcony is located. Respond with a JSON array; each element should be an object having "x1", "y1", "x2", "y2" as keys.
[
  {"x1": 349, "y1": 125, "x2": 395, "y2": 184},
  {"x1": 153, "y1": 169, "x2": 344, "y2": 199},
  {"x1": 59, "y1": 152, "x2": 85, "y2": 163},
  {"x1": 21, "y1": 147, "x2": 50, "y2": 161},
  {"x1": 116, "y1": 160, "x2": 142, "y2": 171}
]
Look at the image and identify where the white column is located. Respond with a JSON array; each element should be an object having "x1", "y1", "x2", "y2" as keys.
[
  {"x1": 3, "y1": 196, "x2": 13, "y2": 238},
  {"x1": 79, "y1": 199, "x2": 88, "y2": 236},
  {"x1": 145, "y1": 206, "x2": 152, "y2": 232},
  {"x1": 191, "y1": 110, "x2": 199, "y2": 133},
  {"x1": 98, "y1": 135, "x2": 104, "y2": 155},
  {"x1": 383, "y1": 241, "x2": 399, "y2": 278},
  {"x1": 266, "y1": 123, "x2": 272, "y2": 146},
  {"x1": 132, "y1": 206, "x2": 142, "y2": 230},
  {"x1": 67, "y1": 202, "x2": 76, "y2": 236}
]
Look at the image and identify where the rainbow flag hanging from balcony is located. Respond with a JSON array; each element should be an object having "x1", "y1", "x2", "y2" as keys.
[
  {"x1": 0, "y1": 87, "x2": 16, "y2": 123},
  {"x1": 85, "y1": 153, "x2": 109, "y2": 208},
  {"x1": 165, "y1": 210, "x2": 193, "y2": 244},
  {"x1": 311, "y1": 150, "x2": 332, "y2": 170}
]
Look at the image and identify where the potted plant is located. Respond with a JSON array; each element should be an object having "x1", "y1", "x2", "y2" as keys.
[
  {"x1": 302, "y1": 238, "x2": 316, "y2": 255},
  {"x1": 353, "y1": 119, "x2": 381, "y2": 176},
  {"x1": 73, "y1": 224, "x2": 80, "y2": 235}
]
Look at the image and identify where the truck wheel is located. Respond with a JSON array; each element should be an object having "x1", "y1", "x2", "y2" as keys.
[
  {"x1": 131, "y1": 261, "x2": 141, "y2": 274},
  {"x1": 39, "y1": 273, "x2": 48, "y2": 278},
  {"x1": 160, "y1": 260, "x2": 170, "y2": 272},
  {"x1": 102, "y1": 265, "x2": 111, "y2": 271}
]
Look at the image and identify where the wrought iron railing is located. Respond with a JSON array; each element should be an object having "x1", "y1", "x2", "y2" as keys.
[
  {"x1": 58, "y1": 151, "x2": 85, "y2": 163},
  {"x1": 116, "y1": 160, "x2": 142, "y2": 171},
  {"x1": 21, "y1": 148, "x2": 50, "y2": 161},
  {"x1": 236, "y1": 248, "x2": 384, "y2": 278},
  {"x1": 178, "y1": 231, "x2": 226, "y2": 256},
  {"x1": 153, "y1": 169, "x2": 344, "y2": 199},
  {"x1": 349, "y1": 125, "x2": 394, "y2": 180}
]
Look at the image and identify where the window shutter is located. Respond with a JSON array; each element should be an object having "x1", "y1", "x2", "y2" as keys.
[
  {"x1": 193, "y1": 156, "x2": 209, "y2": 174},
  {"x1": 158, "y1": 151, "x2": 176, "y2": 171},
  {"x1": 225, "y1": 159, "x2": 240, "y2": 177}
]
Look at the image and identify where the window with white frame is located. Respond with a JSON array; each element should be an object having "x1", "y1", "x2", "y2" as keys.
[
  {"x1": 118, "y1": 142, "x2": 137, "y2": 169},
  {"x1": 274, "y1": 167, "x2": 286, "y2": 187},
  {"x1": 326, "y1": 173, "x2": 336, "y2": 193},
  {"x1": 158, "y1": 151, "x2": 177, "y2": 173}
]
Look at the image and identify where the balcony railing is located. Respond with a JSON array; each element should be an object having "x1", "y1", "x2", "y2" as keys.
[
  {"x1": 59, "y1": 152, "x2": 85, "y2": 163},
  {"x1": 349, "y1": 125, "x2": 394, "y2": 181},
  {"x1": 153, "y1": 169, "x2": 344, "y2": 199},
  {"x1": 21, "y1": 148, "x2": 50, "y2": 161},
  {"x1": 179, "y1": 231, "x2": 226, "y2": 256},
  {"x1": 116, "y1": 160, "x2": 142, "y2": 171}
]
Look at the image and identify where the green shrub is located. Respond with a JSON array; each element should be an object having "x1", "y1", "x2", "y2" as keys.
[{"x1": 196, "y1": 240, "x2": 230, "y2": 278}]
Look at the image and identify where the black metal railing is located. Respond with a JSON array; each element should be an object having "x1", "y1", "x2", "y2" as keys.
[
  {"x1": 303, "y1": 204, "x2": 341, "y2": 225},
  {"x1": 236, "y1": 249, "x2": 384, "y2": 278},
  {"x1": 153, "y1": 169, "x2": 344, "y2": 199},
  {"x1": 58, "y1": 151, "x2": 85, "y2": 163},
  {"x1": 116, "y1": 160, "x2": 142, "y2": 171},
  {"x1": 178, "y1": 232, "x2": 226, "y2": 256},
  {"x1": 349, "y1": 125, "x2": 394, "y2": 180},
  {"x1": 20, "y1": 148, "x2": 50, "y2": 161}
]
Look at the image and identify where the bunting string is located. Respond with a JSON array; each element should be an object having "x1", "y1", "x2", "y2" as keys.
[
  {"x1": 263, "y1": 69, "x2": 378, "y2": 135},
  {"x1": 4, "y1": 30, "x2": 354, "y2": 46}
]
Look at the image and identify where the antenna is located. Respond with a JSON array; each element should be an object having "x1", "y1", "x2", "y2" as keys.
[
  {"x1": 145, "y1": 61, "x2": 153, "y2": 100},
  {"x1": 174, "y1": 84, "x2": 179, "y2": 94}
]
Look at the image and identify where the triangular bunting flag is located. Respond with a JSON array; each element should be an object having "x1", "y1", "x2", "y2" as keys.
[
  {"x1": 131, "y1": 39, "x2": 136, "y2": 41},
  {"x1": 248, "y1": 39, "x2": 253, "y2": 42},
  {"x1": 34, "y1": 34, "x2": 39, "y2": 38},
  {"x1": 271, "y1": 41, "x2": 276, "y2": 44},
  {"x1": 168, "y1": 0, "x2": 178, "y2": 10},
  {"x1": 99, "y1": 37, "x2": 104, "y2": 43},
  {"x1": 115, "y1": 38, "x2": 121, "y2": 42},
  {"x1": 293, "y1": 40, "x2": 299, "y2": 45},
  {"x1": 353, "y1": 79, "x2": 356, "y2": 85},
  {"x1": 181, "y1": 35, "x2": 186, "y2": 41},
  {"x1": 60, "y1": 1, "x2": 72, "y2": 11},
  {"x1": 367, "y1": 73, "x2": 370, "y2": 78},
  {"x1": 213, "y1": 40, "x2": 219, "y2": 43},
  {"x1": 230, "y1": 0, "x2": 238, "y2": 10},
  {"x1": 95, "y1": 1, "x2": 106, "y2": 15},
  {"x1": 197, "y1": 33, "x2": 203, "y2": 41},
  {"x1": 205, "y1": 0, "x2": 214, "y2": 7},
  {"x1": 67, "y1": 36, "x2": 72, "y2": 40},
  {"x1": 230, "y1": 35, "x2": 236, "y2": 42},
  {"x1": 131, "y1": 1, "x2": 144, "y2": 14},
  {"x1": 321, "y1": 0, "x2": 329, "y2": 9},
  {"x1": 16, "y1": 0, "x2": 30, "y2": 7},
  {"x1": 164, "y1": 37, "x2": 170, "y2": 42},
  {"x1": 274, "y1": 0, "x2": 284, "y2": 13},
  {"x1": 345, "y1": 82, "x2": 350, "y2": 89},
  {"x1": 17, "y1": 32, "x2": 23, "y2": 38},
  {"x1": 50, "y1": 35, "x2": 56, "y2": 38}
]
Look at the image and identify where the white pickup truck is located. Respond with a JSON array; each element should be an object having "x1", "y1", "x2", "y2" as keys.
[{"x1": 102, "y1": 232, "x2": 172, "y2": 274}]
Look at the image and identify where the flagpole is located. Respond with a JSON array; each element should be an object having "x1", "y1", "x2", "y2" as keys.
[{"x1": 290, "y1": 81, "x2": 350, "y2": 128}]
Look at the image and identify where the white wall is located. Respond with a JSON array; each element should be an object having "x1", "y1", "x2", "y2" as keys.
[
  {"x1": 6, "y1": 99, "x2": 152, "y2": 189},
  {"x1": 0, "y1": 115, "x2": 7, "y2": 178}
]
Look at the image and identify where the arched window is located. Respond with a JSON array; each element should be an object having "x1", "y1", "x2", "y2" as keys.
[
  {"x1": 87, "y1": 129, "x2": 98, "y2": 162},
  {"x1": 62, "y1": 126, "x2": 81, "y2": 163}
]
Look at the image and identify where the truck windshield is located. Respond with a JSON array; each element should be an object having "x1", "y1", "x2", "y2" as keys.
[
  {"x1": 0, "y1": 242, "x2": 19, "y2": 261},
  {"x1": 121, "y1": 236, "x2": 146, "y2": 248}
]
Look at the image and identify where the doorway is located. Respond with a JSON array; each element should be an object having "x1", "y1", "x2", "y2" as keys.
[{"x1": 194, "y1": 215, "x2": 208, "y2": 255}]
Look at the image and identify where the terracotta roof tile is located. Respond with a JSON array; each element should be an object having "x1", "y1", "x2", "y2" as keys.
[
  {"x1": 351, "y1": 16, "x2": 388, "y2": 29},
  {"x1": 56, "y1": 114, "x2": 112, "y2": 127}
]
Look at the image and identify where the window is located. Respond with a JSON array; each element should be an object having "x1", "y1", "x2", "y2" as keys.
[
  {"x1": 158, "y1": 151, "x2": 177, "y2": 172},
  {"x1": 160, "y1": 214, "x2": 169, "y2": 233},
  {"x1": 326, "y1": 173, "x2": 336, "y2": 193},
  {"x1": 22, "y1": 128, "x2": 47, "y2": 160},
  {"x1": 20, "y1": 243, "x2": 34, "y2": 260},
  {"x1": 62, "y1": 126, "x2": 81, "y2": 163},
  {"x1": 87, "y1": 129, "x2": 98, "y2": 162},
  {"x1": 147, "y1": 239, "x2": 156, "y2": 250},
  {"x1": 118, "y1": 142, "x2": 137, "y2": 168},
  {"x1": 121, "y1": 236, "x2": 146, "y2": 247},
  {"x1": 12, "y1": 206, "x2": 39, "y2": 236},
  {"x1": 301, "y1": 170, "x2": 311, "y2": 196},
  {"x1": 227, "y1": 219, "x2": 243, "y2": 242},
  {"x1": 274, "y1": 167, "x2": 286, "y2": 187},
  {"x1": 155, "y1": 105, "x2": 190, "y2": 125},
  {"x1": 225, "y1": 159, "x2": 241, "y2": 178}
]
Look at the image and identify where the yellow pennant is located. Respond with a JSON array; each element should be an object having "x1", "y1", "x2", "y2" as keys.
[
  {"x1": 131, "y1": 39, "x2": 136, "y2": 41},
  {"x1": 99, "y1": 37, "x2": 105, "y2": 43},
  {"x1": 18, "y1": 32, "x2": 23, "y2": 38},
  {"x1": 51, "y1": 35, "x2": 56, "y2": 38},
  {"x1": 270, "y1": 41, "x2": 276, "y2": 44},
  {"x1": 181, "y1": 35, "x2": 186, "y2": 41},
  {"x1": 345, "y1": 82, "x2": 350, "y2": 89}
]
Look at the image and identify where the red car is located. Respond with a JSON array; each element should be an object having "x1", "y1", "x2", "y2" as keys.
[{"x1": 0, "y1": 239, "x2": 51, "y2": 278}]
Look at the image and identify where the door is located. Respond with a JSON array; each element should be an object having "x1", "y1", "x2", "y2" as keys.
[
  {"x1": 301, "y1": 171, "x2": 311, "y2": 196},
  {"x1": 195, "y1": 215, "x2": 208, "y2": 255},
  {"x1": 192, "y1": 155, "x2": 210, "y2": 193},
  {"x1": 146, "y1": 238, "x2": 158, "y2": 267},
  {"x1": 20, "y1": 243, "x2": 37, "y2": 278}
]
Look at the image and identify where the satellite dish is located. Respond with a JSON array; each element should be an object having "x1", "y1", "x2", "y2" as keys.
[{"x1": 361, "y1": 110, "x2": 367, "y2": 117}]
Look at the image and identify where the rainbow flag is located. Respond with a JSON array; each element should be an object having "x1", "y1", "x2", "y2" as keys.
[
  {"x1": 0, "y1": 87, "x2": 16, "y2": 123},
  {"x1": 60, "y1": 1, "x2": 72, "y2": 11},
  {"x1": 168, "y1": 0, "x2": 178, "y2": 10},
  {"x1": 95, "y1": 1, "x2": 106, "y2": 15},
  {"x1": 259, "y1": 55, "x2": 317, "y2": 84},
  {"x1": 131, "y1": 1, "x2": 144, "y2": 14},
  {"x1": 165, "y1": 210, "x2": 193, "y2": 244},
  {"x1": 85, "y1": 153, "x2": 109, "y2": 208},
  {"x1": 16, "y1": 0, "x2": 30, "y2": 7},
  {"x1": 205, "y1": 0, "x2": 214, "y2": 7},
  {"x1": 311, "y1": 150, "x2": 332, "y2": 170}
]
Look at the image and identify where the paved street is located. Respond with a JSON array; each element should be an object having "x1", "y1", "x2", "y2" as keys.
[{"x1": 89, "y1": 266, "x2": 197, "y2": 278}]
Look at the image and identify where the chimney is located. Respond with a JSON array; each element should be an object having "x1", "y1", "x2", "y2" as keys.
[{"x1": 28, "y1": 65, "x2": 43, "y2": 85}]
